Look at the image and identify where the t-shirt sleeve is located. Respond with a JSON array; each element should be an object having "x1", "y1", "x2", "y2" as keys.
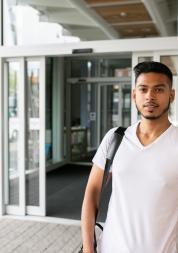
[{"x1": 92, "y1": 128, "x2": 117, "y2": 170}]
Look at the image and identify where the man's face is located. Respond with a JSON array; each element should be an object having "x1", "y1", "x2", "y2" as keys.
[{"x1": 132, "y1": 72, "x2": 175, "y2": 120}]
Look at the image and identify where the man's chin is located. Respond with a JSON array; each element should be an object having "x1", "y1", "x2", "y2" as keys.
[
  {"x1": 142, "y1": 115, "x2": 159, "y2": 120},
  {"x1": 142, "y1": 112, "x2": 167, "y2": 120},
  {"x1": 136, "y1": 100, "x2": 170, "y2": 121}
]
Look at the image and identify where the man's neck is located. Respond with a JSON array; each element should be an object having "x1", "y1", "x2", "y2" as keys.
[{"x1": 137, "y1": 117, "x2": 171, "y2": 146}]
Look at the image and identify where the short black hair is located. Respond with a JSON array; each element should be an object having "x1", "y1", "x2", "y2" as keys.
[{"x1": 134, "y1": 61, "x2": 173, "y2": 86}]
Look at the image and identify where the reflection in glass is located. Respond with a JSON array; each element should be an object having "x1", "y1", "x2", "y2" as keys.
[
  {"x1": 70, "y1": 59, "x2": 97, "y2": 77},
  {"x1": 100, "y1": 85, "x2": 119, "y2": 139},
  {"x1": 26, "y1": 61, "x2": 40, "y2": 206},
  {"x1": 7, "y1": 62, "x2": 20, "y2": 205},
  {"x1": 27, "y1": 62, "x2": 40, "y2": 118},
  {"x1": 138, "y1": 57, "x2": 153, "y2": 63},
  {"x1": 70, "y1": 83, "x2": 97, "y2": 162},
  {"x1": 160, "y1": 55, "x2": 178, "y2": 75},
  {"x1": 45, "y1": 59, "x2": 53, "y2": 163},
  {"x1": 70, "y1": 58, "x2": 131, "y2": 78},
  {"x1": 100, "y1": 84, "x2": 131, "y2": 139},
  {"x1": 26, "y1": 130, "x2": 39, "y2": 206},
  {"x1": 100, "y1": 58, "x2": 131, "y2": 77},
  {"x1": 122, "y1": 87, "x2": 131, "y2": 127}
]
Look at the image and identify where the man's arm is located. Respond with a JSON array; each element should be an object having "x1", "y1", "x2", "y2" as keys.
[{"x1": 81, "y1": 164, "x2": 104, "y2": 253}]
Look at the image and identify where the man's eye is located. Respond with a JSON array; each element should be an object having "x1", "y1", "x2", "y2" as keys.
[
  {"x1": 155, "y1": 88, "x2": 164, "y2": 93},
  {"x1": 139, "y1": 88, "x2": 147, "y2": 92}
]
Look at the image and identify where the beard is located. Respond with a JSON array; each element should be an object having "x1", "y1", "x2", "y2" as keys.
[{"x1": 136, "y1": 99, "x2": 171, "y2": 120}]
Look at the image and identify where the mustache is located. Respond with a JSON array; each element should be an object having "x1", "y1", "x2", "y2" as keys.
[{"x1": 143, "y1": 102, "x2": 159, "y2": 107}]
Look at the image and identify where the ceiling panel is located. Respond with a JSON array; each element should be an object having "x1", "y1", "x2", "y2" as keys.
[
  {"x1": 114, "y1": 23, "x2": 158, "y2": 37},
  {"x1": 83, "y1": 0, "x2": 163, "y2": 38},
  {"x1": 92, "y1": 3, "x2": 151, "y2": 23},
  {"x1": 22, "y1": 0, "x2": 176, "y2": 40}
]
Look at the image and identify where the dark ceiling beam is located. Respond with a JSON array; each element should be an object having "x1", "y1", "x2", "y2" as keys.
[
  {"x1": 87, "y1": 0, "x2": 141, "y2": 8},
  {"x1": 141, "y1": 0, "x2": 175, "y2": 36}
]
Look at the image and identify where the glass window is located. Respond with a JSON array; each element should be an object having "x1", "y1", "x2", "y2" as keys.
[
  {"x1": 100, "y1": 58, "x2": 131, "y2": 78},
  {"x1": 45, "y1": 59, "x2": 53, "y2": 163},
  {"x1": 138, "y1": 57, "x2": 153, "y2": 63},
  {"x1": 100, "y1": 84, "x2": 119, "y2": 139},
  {"x1": 100, "y1": 84, "x2": 131, "y2": 138},
  {"x1": 122, "y1": 87, "x2": 131, "y2": 128},
  {"x1": 69, "y1": 57, "x2": 131, "y2": 78},
  {"x1": 70, "y1": 83, "x2": 97, "y2": 162},
  {"x1": 46, "y1": 57, "x2": 65, "y2": 165},
  {"x1": 7, "y1": 62, "x2": 20, "y2": 205},
  {"x1": 26, "y1": 60, "x2": 40, "y2": 206},
  {"x1": 70, "y1": 59, "x2": 97, "y2": 78}
]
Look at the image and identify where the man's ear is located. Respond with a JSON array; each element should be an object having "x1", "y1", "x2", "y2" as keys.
[
  {"x1": 170, "y1": 89, "x2": 175, "y2": 103},
  {"x1": 132, "y1": 89, "x2": 136, "y2": 102}
]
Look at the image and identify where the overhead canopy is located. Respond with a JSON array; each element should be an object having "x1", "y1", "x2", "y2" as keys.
[{"x1": 17, "y1": 0, "x2": 177, "y2": 40}]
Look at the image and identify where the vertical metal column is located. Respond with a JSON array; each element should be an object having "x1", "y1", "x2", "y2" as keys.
[
  {"x1": 0, "y1": 57, "x2": 4, "y2": 215},
  {"x1": 0, "y1": 0, "x2": 3, "y2": 45},
  {"x1": 0, "y1": 3, "x2": 4, "y2": 215}
]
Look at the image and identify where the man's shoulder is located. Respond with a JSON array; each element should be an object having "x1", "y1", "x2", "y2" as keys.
[
  {"x1": 104, "y1": 122, "x2": 137, "y2": 141},
  {"x1": 170, "y1": 124, "x2": 178, "y2": 137},
  {"x1": 124, "y1": 122, "x2": 138, "y2": 136},
  {"x1": 105, "y1": 127, "x2": 118, "y2": 137}
]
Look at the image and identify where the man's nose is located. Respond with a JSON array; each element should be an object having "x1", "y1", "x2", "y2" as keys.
[{"x1": 146, "y1": 89, "x2": 155, "y2": 99}]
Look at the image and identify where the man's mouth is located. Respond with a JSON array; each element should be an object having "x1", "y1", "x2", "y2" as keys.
[
  {"x1": 143, "y1": 103, "x2": 159, "y2": 112},
  {"x1": 143, "y1": 103, "x2": 158, "y2": 108}
]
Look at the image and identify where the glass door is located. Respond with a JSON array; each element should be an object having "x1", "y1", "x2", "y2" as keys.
[
  {"x1": 99, "y1": 83, "x2": 131, "y2": 140},
  {"x1": 69, "y1": 80, "x2": 131, "y2": 162},
  {"x1": 70, "y1": 82, "x2": 98, "y2": 163},
  {"x1": 4, "y1": 57, "x2": 46, "y2": 216},
  {"x1": 25, "y1": 59, "x2": 46, "y2": 215},
  {"x1": 4, "y1": 60, "x2": 22, "y2": 214}
]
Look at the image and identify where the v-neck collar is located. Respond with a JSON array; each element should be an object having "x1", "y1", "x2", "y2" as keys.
[{"x1": 127, "y1": 121, "x2": 173, "y2": 150}]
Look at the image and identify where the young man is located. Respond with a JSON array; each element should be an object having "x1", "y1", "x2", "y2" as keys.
[{"x1": 81, "y1": 61, "x2": 178, "y2": 253}]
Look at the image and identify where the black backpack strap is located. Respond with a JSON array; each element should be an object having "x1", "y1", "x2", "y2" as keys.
[
  {"x1": 95, "y1": 126, "x2": 127, "y2": 215},
  {"x1": 104, "y1": 126, "x2": 126, "y2": 179},
  {"x1": 114, "y1": 126, "x2": 127, "y2": 136},
  {"x1": 93, "y1": 127, "x2": 127, "y2": 252}
]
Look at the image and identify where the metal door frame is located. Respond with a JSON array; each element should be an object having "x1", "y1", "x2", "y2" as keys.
[
  {"x1": 3, "y1": 57, "x2": 46, "y2": 216},
  {"x1": 67, "y1": 77, "x2": 131, "y2": 163}
]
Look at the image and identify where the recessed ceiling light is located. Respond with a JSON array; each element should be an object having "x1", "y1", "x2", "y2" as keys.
[
  {"x1": 120, "y1": 12, "x2": 127, "y2": 17},
  {"x1": 143, "y1": 28, "x2": 151, "y2": 32}
]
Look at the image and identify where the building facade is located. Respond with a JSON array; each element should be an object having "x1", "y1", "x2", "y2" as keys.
[{"x1": 0, "y1": 0, "x2": 178, "y2": 218}]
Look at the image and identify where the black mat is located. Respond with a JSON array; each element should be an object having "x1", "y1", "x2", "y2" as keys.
[
  {"x1": 46, "y1": 164, "x2": 108, "y2": 221},
  {"x1": 46, "y1": 164, "x2": 90, "y2": 220}
]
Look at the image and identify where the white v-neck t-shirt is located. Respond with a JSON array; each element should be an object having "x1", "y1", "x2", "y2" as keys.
[{"x1": 92, "y1": 122, "x2": 178, "y2": 253}]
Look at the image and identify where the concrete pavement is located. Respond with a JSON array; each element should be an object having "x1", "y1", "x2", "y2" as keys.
[{"x1": 0, "y1": 216, "x2": 82, "y2": 253}]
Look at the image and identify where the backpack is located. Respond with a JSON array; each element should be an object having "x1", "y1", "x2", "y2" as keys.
[{"x1": 79, "y1": 127, "x2": 126, "y2": 253}]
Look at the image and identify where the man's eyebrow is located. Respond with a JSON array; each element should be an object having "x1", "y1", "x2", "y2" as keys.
[
  {"x1": 137, "y1": 84, "x2": 147, "y2": 87},
  {"x1": 136, "y1": 83, "x2": 167, "y2": 88},
  {"x1": 154, "y1": 84, "x2": 167, "y2": 87},
  {"x1": 136, "y1": 84, "x2": 148, "y2": 88}
]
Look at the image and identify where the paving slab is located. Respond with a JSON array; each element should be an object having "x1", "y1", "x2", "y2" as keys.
[{"x1": 0, "y1": 217, "x2": 82, "y2": 253}]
